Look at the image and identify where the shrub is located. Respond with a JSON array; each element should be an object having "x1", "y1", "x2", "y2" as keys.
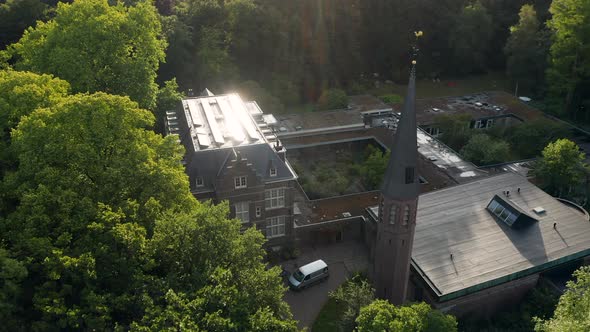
[
  {"x1": 317, "y1": 88, "x2": 349, "y2": 110},
  {"x1": 379, "y1": 94, "x2": 404, "y2": 104},
  {"x1": 460, "y1": 133, "x2": 511, "y2": 165},
  {"x1": 329, "y1": 276, "x2": 375, "y2": 332}
]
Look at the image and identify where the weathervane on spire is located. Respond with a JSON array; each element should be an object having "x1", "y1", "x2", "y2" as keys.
[{"x1": 411, "y1": 31, "x2": 423, "y2": 67}]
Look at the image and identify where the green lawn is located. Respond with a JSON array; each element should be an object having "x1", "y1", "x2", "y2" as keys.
[
  {"x1": 283, "y1": 72, "x2": 513, "y2": 116},
  {"x1": 311, "y1": 297, "x2": 346, "y2": 332},
  {"x1": 367, "y1": 71, "x2": 513, "y2": 99}
]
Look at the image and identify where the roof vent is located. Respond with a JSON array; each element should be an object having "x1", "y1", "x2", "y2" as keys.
[{"x1": 533, "y1": 206, "x2": 546, "y2": 214}]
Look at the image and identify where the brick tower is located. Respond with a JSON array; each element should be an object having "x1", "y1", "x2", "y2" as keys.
[{"x1": 373, "y1": 62, "x2": 419, "y2": 305}]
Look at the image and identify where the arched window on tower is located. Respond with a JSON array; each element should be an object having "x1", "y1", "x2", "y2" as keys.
[
  {"x1": 389, "y1": 205, "x2": 397, "y2": 224},
  {"x1": 403, "y1": 205, "x2": 410, "y2": 225}
]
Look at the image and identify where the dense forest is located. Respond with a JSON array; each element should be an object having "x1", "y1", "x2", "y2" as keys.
[
  {"x1": 1, "y1": 0, "x2": 589, "y2": 121},
  {"x1": 0, "y1": 0, "x2": 589, "y2": 330}
]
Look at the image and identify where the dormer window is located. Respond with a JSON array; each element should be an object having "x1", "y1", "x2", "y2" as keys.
[
  {"x1": 235, "y1": 176, "x2": 247, "y2": 189},
  {"x1": 195, "y1": 176, "x2": 204, "y2": 188},
  {"x1": 270, "y1": 167, "x2": 277, "y2": 177}
]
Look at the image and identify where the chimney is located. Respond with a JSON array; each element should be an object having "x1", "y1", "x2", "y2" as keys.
[{"x1": 274, "y1": 140, "x2": 286, "y2": 161}]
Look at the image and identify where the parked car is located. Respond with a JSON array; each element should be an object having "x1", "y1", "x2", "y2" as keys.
[{"x1": 288, "y1": 259, "x2": 329, "y2": 290}]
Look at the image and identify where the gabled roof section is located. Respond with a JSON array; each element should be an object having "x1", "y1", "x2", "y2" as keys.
[
  {"x1": 188, "y1": 143, "x2": 296, "y2": 192},
  {"x1": 487, "y1": 194, "x2": 538, "y2": 228},
  {"x1": 381, "y1": 65, "x2": 419, "y2": 200}
]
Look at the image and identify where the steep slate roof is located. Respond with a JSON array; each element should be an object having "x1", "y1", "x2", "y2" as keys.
[
  {"x1": 369, "y1": 172, "x2": 590, "y2": 301},
  {"x1": 381, "y1": 65, "x2": 419, "y2": 200},
  {"x1": 187, "y1": 143, "x2": 296, "y2": 193}
]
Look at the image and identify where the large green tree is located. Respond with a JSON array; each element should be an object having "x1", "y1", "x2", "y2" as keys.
[
  {"x1": 0, "y1": 88, "x2": 298, "y2": 330},
  {"x1": 0, "y1": 0, "x2": 47, "y2": 50},
  {"x1": 356, "y1": 300, "x2": 457, "y2": 332},
  {"x1": 460, "y1": 133, "x2": 511, "y2": 165},
  {"x1": 535, "y1": 266, "x2": 590, "y2": 332},
  {"x1": 329, "y1": 276, "x2": 375, "y2": 332},
  {"x1": 433, "y1": 113, "x2": 473, "y2": 151},
  {"x1": 134, "y1": 202, "x2": 298, "y2": 331},
  {"x1": 359, "y1": 145, "x2": 390, "y2": 190},
  {"x1": 0, "y1": 70, "x2": 70, "y2": 180},
  {"x1": 448, "y1": 1, "x2": 493, "y2": 75},
  {"x1": 533, "y1": 138, "x2": 586, "y2": 196},
  {"x1": 2, "y1": 92, "x2": 193, "y2": 329},
  {"x1": 546, "y1": 0, "x2": 590, "y2": 118},
  {"x1": 6, "y1": 0, "x2": 166, "y2": 109},
  {"x1": 508, "y1": 119, "x2": 569, "y2": 158},
  {"x1": 154, "y1": 78, "x2": 184, "y2": 134},
  {"x1": 504, "y1": 4, "x2": 550, "y2": 95}
]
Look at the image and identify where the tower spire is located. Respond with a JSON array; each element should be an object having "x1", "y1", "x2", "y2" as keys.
[
  {"x1": 380, "y1": 63, "x2": 418, "y2": 200},
  {"x1": 372, "y1": 32, "x2": 422, "y2": 305}
]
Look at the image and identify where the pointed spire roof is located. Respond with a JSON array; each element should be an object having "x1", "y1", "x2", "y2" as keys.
[{"x1": 381, "y1": 64, "x2": 419, "y2": 200}]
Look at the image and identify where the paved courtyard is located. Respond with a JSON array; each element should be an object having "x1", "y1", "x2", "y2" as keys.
[{"x1": 282, "y1": 241, "x2": 369, "y2": 330}]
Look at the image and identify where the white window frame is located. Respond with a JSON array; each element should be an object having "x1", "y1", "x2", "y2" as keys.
[
  {"x1": 234, "y1": 201, "x2": 249, "y2": 223},
  {"x1": 195, "y1": 176, "x2": 204, "y2": 188},
  {"x1": 256, "y1": 207, "x2": 261, "y2": 217},
  {"x1": 265, "y1": 188, "x2": 285, "y2": 209},
  {"x1": 270, "y1": 167, "x2": 277, "y2": 177},
  {"x1": 403, "y1": 205, "x2": 410, "y2": 225},
  {"x1": 234, "y1": 176, "x2": 247, "y2": 189},
  {"x1": 389, "y1": 205, "x2": 397, "y2": 224},
  {"x1": 266, "y1": 216, "x2": 286, "y2": 238}
]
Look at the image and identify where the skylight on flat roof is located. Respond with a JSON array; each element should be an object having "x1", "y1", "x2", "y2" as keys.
[{"x1": 486, "y1": 195, "x2": 537, "y2": 228}]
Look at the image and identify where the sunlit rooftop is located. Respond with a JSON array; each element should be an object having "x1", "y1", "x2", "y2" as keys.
[{"x1": 169, "y1": 92, "x2": 279, "y2": 151}]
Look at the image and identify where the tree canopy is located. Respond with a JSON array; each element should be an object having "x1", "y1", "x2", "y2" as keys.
[
  {"x1": 329, "y1": 275, "x2": 375, "y2": 331},
  {"x1": 535, "y1": 266, "x2": 590, "y2": 332},
  {"x1": 0, "y1": 70, "x2": 70, "y2": 178},
  {"x1": 6, "y1": 0, "x2": 166, "y2": 109},
  {"x1": 533, "y1": 138, "x2": 587, "y2": 196},
  {"x1": 507, "y1": 118, "x2": 570, "y2": 158},
  {"x1": 546, "y1": 0, "x2": 590, "y2": 117},
  {"x1": 505, "y1": 4, "x2": 550, "y2": 95},
  {"x1": 356, "y1": 300, "x2": 457, "y2": 332},
  {"x1": 448, "y1": 1, "x2": 493, "y2": 75},
  {"x1": 317, "y1": 88, "x2": 349, "y2": 111},
  {"x1": 0, "y1": 0, "x2": 47, "y2": 50},
  {"x1": 433, "y1": 113, "x2": 473, "y2": 151},
  {"x1": 0, "y1": 70, "x2": 297, "y2": 330},
  {"x1": 460, "y1": 133, "x2": 511, "y2": 165}
]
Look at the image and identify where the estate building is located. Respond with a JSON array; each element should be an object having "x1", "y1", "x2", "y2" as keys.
[{"x1": 166, "y1": 91, "x2": 298, "y2": 247}]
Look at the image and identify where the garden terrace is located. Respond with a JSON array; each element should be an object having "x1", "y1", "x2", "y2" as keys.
[{"x1": 286, "y1": 135, "x2": 455, "y2": 226}]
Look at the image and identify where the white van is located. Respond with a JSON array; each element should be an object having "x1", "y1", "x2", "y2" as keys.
[{"x1": 288, "y1": 259, "x2": 329, "y2": 290}]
